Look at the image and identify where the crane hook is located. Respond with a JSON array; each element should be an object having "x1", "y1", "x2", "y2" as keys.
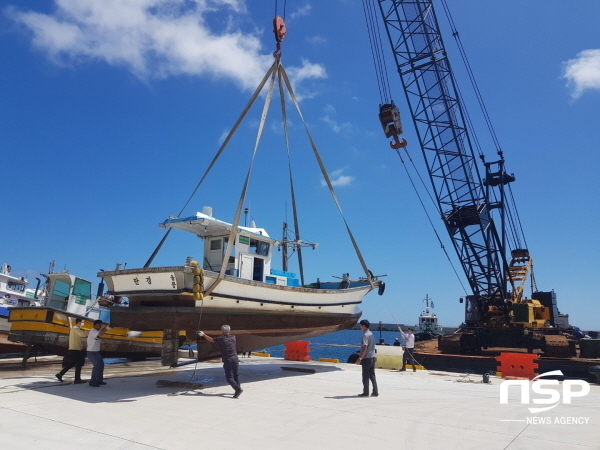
[{"x1": 390, "y1": 136, "x2": 408, "y2": 149}]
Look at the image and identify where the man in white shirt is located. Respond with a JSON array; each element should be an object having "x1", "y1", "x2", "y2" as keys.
[
  {"x1": 398, "y1": 326, "x2": 417, "y2": 372},
  {"x1": 87, "y1": 320, "x2": 109, "y2": 387},
  {"x1": 355, "y1": 319, "x2": 378, "y2": 397}
]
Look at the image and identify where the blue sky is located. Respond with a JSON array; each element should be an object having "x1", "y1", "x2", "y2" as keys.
[{"x1": 2, "y1": 1, "x2": 599, "y2": 330}]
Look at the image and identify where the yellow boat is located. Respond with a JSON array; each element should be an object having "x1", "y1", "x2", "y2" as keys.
[{"x1": 8, "y1": 270, "x2": 164, "y2": 359}]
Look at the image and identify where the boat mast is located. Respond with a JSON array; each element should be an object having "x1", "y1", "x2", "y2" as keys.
[{"x1": 282, "y1": 222, "x2": 288, "y2": 272}]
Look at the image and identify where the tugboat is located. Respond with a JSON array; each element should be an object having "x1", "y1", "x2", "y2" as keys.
[{"x1": 414, "y1": 295, "x2": 443, "y2": 339}]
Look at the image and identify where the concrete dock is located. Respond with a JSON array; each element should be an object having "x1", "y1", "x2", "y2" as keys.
[{"x1": 0, "y1": 356, "x2": 598, "y2": 449}]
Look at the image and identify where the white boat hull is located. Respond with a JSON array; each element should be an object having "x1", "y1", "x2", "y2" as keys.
[{"x1": 101, "y1": 266, "x2": 377, "y2": 358}]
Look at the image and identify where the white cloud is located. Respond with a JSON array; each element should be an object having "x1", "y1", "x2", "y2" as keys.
[
  {"x1": 321, "y1": 115, "x2": 351, "y2": 134},
  {"x1": 286, "y1": 58, "x2": 326, "y2": 83},
  {"x1": 305, "y1": 35, "x2": 326, "y2": 45},
  {"x1": 290, "y1": 5, "x2": 312, "y2": 20},
  {"x1": 323, "y1": 104, "x2": 336, "y2": 114},
  {"x1": 284, "y1": 59, "x2": 327, "y2": 101},
  {"x1": 270, "y1": 118, "x2": 294, "y2": 134},
  {"x1": 563, "y1": 49, "x2": 600, "y2": 99},
  {"x1": 7, "y1": 0, "x2": 325, "y2": 93},
  {"x1": 321, "y1": 168, "x2": 354, "y2": 187}
]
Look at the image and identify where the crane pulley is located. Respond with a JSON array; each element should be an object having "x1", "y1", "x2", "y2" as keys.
[
  {"x1": 273, "y1": 16, "x2": 286, "y2": 56},
  {"x1": 378, "y1": 101, "x2": 408, "y2": 149}
]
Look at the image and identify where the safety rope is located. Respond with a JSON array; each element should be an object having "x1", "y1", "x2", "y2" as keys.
[
  {"x1": 278, "y1": 65, "x2": 373, "y2": 284},
  {"x1": 143, "y1": 58, "x2": 280, "y2": 267},
  {"x1": 167, "y1": 297, "x2": 205, "y2": 396},
  {"x1": 277, "y1": 66, "x2": 305, "y2": 286},
  {"x1": 145, "y1": 52, "x2": 375, "y2": 289},
  {"x1": 204, "y1": 57, "x2": 279, "y2": 296}
]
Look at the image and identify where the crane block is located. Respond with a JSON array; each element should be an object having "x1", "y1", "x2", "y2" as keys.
[
  {"x1": 379, "y1": 102, "x2": 403, "y2": 138},
  {"x1": 273, "y1": 16, "x2": 286, "y2": 43}
]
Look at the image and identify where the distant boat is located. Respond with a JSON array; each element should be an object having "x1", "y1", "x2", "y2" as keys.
[
  {"x1": 415, "y1": 294, "x2": 443, "y2": 335},
  {"x1": 0, "y1": 263, "x2": 41, "y2": 353}
]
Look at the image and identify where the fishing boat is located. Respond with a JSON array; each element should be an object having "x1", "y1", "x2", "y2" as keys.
[
  {"x1": 99, "y1": 34, "x2": 384, "y2": 365},
  {"x1": 8, "y1": 267, "x2": 163, "y2": 359},
  {"x1": 0, "y1": 263, "x2": 41, "y2": 353},
  {"x1": 102, "y1": 208, "x2": 383, "y2": 363}
]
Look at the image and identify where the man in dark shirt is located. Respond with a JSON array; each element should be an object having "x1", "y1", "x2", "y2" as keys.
[{"x1": 200, "y1": 325, "x2": 243, "y2": 398}]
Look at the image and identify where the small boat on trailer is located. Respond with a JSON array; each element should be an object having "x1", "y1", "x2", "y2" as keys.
[{"x1": 102, "y1": 210, "x2": 382, "y2": 364}]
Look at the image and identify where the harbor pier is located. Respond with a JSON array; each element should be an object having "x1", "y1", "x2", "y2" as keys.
[{"x1": 0, "y1": 355, "x2": 598, "y2": 449}]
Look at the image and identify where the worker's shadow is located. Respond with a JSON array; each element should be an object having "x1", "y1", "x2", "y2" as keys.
[
  {"x1": 324, "y1": 395, "x2": 366, "y2": 400},
  {"x1": 1, "y1": 362, "x2": 343, "y2": 404}
]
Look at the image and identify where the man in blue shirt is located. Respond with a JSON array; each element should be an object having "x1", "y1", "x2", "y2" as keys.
[{"x1": 355, "y1": 319, "x2": 378, "y2": 397}]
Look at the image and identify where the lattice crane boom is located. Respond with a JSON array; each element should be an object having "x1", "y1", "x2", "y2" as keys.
[{"x1": 375, "y1": 0, "x2": 520, "y2": 326}]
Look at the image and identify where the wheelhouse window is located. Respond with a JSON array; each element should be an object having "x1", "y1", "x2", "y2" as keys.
[
  {"x1": 250, "y1": 239, "x2": 270, "y2": 257},
  {"x1": 7, "y1": 282, "x2": 25, "y2": 293},
  {"x1": 73, "y1": 278, "x2": 91, "y2": 300}
]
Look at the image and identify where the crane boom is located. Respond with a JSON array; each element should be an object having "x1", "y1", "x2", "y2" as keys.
[
  {"x1": 375, "y1": 0, "x2": 520, "y2": 325},
  {"x1": 371, "y1": 0, "x2": 569, "y2": 356}
]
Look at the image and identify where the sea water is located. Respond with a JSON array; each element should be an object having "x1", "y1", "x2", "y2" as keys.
[
  {"x1": 104, "y1": 329, "x2": 406, "y2": 365},
  {"x1": 261, "y1": 329, "x2": 406, "y2": 363}
]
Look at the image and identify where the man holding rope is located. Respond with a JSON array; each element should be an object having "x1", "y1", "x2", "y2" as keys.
[
  {"x1": 200, "y1": 325, "x2": 243, "y2": 398},
  {"x1": 398, "y1": 326, "x2": 417, "y2": 372}
]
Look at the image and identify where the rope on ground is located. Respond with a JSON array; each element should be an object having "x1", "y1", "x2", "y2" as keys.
[{"x1": 167, "y1": 298, "x2": 205, "y2": 397}]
